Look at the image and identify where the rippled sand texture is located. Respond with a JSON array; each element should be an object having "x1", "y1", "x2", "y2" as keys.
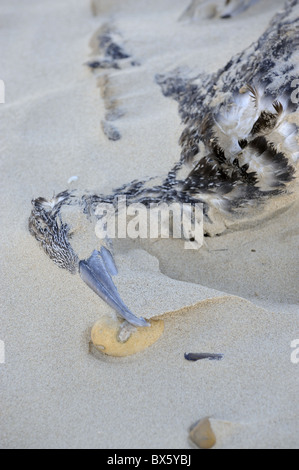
[{"x1": 0, "y1": 0, "x2": 298, "y2": 448}]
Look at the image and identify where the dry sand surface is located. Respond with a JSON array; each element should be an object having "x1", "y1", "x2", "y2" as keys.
[{"x1": 0, "y1": 0, "x2": 298, "y2": 449}]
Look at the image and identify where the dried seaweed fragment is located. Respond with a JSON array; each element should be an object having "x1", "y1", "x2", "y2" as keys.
[{"x1": 184, "y1": 352, "x2": 224, "y2": 361}]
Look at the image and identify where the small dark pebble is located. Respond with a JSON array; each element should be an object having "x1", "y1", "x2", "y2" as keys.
[
  {"x1": 184, "y1": 352, "x2": 224, "y2": 361},
  {"x1": 105, "y1": 43, "x2": 130, "y2": 60},
  {"x1": 86, "y1": 59, "x2": 120, "y2": 70},
  {"x1": 87, "y1": 61, "x2": 101, "y2": 69},
  {"x1": 101, "y1": 121, "x2": 121, "y2": 141}
]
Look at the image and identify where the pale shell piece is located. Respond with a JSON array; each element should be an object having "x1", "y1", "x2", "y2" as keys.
[{"x1": 67, "y1": 175, "x2": 78, "y2": 184}]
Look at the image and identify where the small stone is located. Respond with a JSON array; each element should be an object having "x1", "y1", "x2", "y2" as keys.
[
  {"x1": 91, "y1": 315, "x2": 164, "y2": 357},
  {"x1": 189, "y1": 417, "x2": 216, "y2": 449},
  {"x1": 101, "y1": 120, "x2": 121, "y2": 141}
]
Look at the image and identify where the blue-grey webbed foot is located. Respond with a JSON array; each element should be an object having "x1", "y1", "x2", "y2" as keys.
[{"x1": 79, "y1": 247, "x2": 150, "y2": 327}]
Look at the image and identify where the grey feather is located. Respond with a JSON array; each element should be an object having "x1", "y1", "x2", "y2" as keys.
[{"x1": 79, "y1": 250, "x2": 149, "y2": 327}]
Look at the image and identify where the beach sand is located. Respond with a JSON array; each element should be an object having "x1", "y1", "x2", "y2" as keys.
[{"x1": 0, "y1": 0, "x2": 298, "y2": 448}]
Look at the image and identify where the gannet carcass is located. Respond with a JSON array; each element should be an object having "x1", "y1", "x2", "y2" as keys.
[{"x1": 29, "y1": 0, "x2": 299, "y2": 327}]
